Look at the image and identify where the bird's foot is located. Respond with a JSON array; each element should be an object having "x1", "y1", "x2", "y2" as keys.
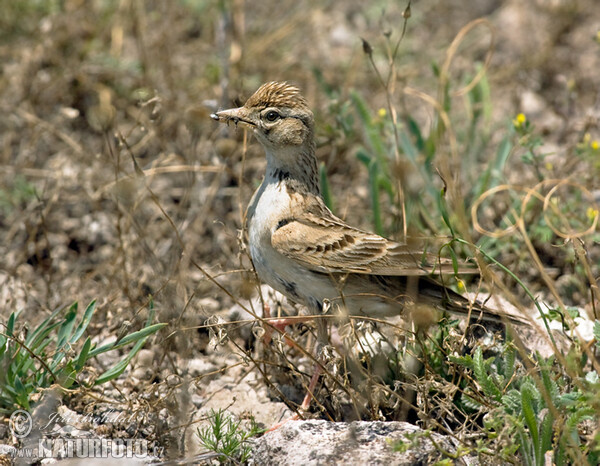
[{"x1": 261, "y1": 302, "x2": 312, "y2": 348}]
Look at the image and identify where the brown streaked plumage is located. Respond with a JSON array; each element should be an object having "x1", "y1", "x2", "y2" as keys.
[{"x1": 211, "y1": 81, "x2": 527, "y2": 419}]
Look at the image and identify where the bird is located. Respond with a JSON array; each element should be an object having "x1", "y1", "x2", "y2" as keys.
[{"x1": 211, "y1": 81, "x2": 526, "y2": 418}]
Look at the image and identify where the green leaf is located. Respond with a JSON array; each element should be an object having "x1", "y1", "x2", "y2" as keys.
[
  {"x1": 501, "y1": 389, "x2": 521, "y2": 414},
  {"x1": 448, "y1": 246, "x2": 459, "y2": 275},
  {"x1": 368, "y1": 159, "x2": 383, "y2": 236},
  {"x1": 494, "y1": 136, "x2": 513, "y2": 173},
  {"x1": 88, "y1": 323, "x2": 167, "y2": 358},
  {"x1": 540, "y1": 365, "x2": 559, "y2": 407},
  {"x1": 6, "y1": 311, "x2": 19, "y2": 336},
  {"x1": 399, "y1": 129, "x2": 419, "y2": 165},
  {"x1": 437, "y1": 189, "x2": 455, "y2": 237},
  {"x1": 377, "y1": 175, "x2": 394, "y2": 200},
  {"x1": 13, "y1": 376, "x2": 30, "y2": 410},
  {"x1": 518, "y1": 427, "x2": 534, "y2": 466},
  {"x1": 25, "y1": 305, "x2": 66, "y2": 347},
  {"x1": 28, "y1": 321, "x2": 63, "y2": 353},
  {"x1": 585, "y1": 371, "x2": 598, "y2": 384},
  {"x1": 538, "y1": 410, "x2": 554, "y2": 464},
  {"x1": 71, "y1": 300, "x2": 96, "y2": 344},
  {"x1": 476, "y1": 134, "x2": 513, "y2": 197},
  {"x1": 94, "y1": 337, "x2": 147, "y2": 385},
  {"x1": 398, "y1": 129, "x2": 438, "y2": 199},
  {"x1": 356, "y1": 148, "x2": 371, "y2": 166},
  {"x1": 473, "y1": 347, "x2": 502, "y2": 402},
  {"x1": 449, "y1": 354, "x2": 474, "y2": 370},
  {"x1": 94, "y1": 301, "x2": 164, "y2": 384},
  {"x1": 406, "y1": 117, "x2": 425, "y2": 152},
  {"x1": 556, "y1": 406, "x2": 594, "y2": 466},
  {"x1": 319, "y1": 163, "x2": 335, "y2": 212},
  {"x1": 75, "y1": 337, "x2": 92, "y2": 372},
  {"x1": 461, "y1": 392, "x2": 483, "y2": 411},
  {"x1": 564, "y1": 406, "x2": 594, "y2": 437},
  {"x1": 351, "y1": 91, "x2": 372, "y2": 125},
  {"x1": 52, "y1": 304, "x2": 80, "y2": 369},
  {"x1": 502, "y1": 344, "x2": 516, "y2": 387},
  {"x1": 350, "y1": 91, "x2": 386, "y2": 159},
  {"x1": 58, "y1": 364, "x2": 77, "y2": 389},
  {"x1": 520, "y1": 383, "x2": 539, "y2": 451},
  {"x1": 55, "y1": 303, "x2": 78, "y2": 350}
]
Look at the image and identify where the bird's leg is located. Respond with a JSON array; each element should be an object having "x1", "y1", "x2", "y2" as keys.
[
  {"x1": 261, "y1": 301, "x2": 275, "y2": 344},
  {"x1": 298, "y1": 317, "x2": 328, "y2": 409},
  {"x1": 266, "y1": 317, "x2": 328, "y2": 432},
  {"x1": 262, "y1": 301, "x2": 316, "y2": 348},
  {"x1": 262, "y1": 301, "x2": 289, "y2": 344}
]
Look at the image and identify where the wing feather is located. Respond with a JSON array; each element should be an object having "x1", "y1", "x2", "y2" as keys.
[{"x1": 271, "y1": 209, "x2": 478, "y2": 277}]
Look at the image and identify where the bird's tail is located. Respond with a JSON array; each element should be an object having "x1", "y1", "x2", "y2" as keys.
[{"x1": 412, "y1": 276, "x2": 530, "y2": 328}]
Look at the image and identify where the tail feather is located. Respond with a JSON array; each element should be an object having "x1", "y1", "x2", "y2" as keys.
[{"x1": 417, "y1": 276, "x2": 529, "y2": 327}]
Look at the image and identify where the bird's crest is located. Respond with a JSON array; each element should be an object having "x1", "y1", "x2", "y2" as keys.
[{"x1": 244, "y1": 81, "x2": 308, "y2": 110}]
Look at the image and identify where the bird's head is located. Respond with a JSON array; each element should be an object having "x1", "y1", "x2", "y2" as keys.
[{"x1": 211, "y1": 82, "x2": 314, "y2": 152}]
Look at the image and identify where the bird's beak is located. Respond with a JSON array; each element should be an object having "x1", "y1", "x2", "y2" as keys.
[{"x1": 210, "y1": 106, "x2": 255, "y2": 128}]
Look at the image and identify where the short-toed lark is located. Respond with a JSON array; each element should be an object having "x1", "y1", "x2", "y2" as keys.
[
  {"x1": 211, "y1": 82, "x2": 525, "y2": 416},
  {"x1": 211, "y1": 82, "x2": 521, "y2": 323}
]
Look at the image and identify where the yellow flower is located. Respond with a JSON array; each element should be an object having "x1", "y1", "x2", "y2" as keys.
[
  {"x1": 596, "y1": 30, "x2": 600, "y2": 43},
  {"x1": 378, "y1": 108, "x2": 387, "y2": 118},
  {"x1": 456, "y1": 278, "x2": 466, "y2": 292},
  {"x1": 591, "y1": 140, "x2": 599, "y2": 151},
  {"x1": 513, "y1": 113, "x2": 526, "y2": 128},
  {"x1": 587, "y1": 207, "x2": 598, "y2": 221}
]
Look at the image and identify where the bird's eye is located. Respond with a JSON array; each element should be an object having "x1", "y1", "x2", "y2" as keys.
[{"x1": 265, "y1": 111, "x2": 280, "y2": 122}]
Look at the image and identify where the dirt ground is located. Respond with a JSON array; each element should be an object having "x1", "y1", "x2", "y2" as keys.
[{"x1": 1, "y1": 0, "x2": 599, "y2": 461}]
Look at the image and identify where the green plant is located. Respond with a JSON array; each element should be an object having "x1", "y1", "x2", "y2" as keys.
[
  {"x1": 197, "y1": 409, "x2": 264, "y2": 464},
  {"x1": 576, "y1": 132, "x2": 600, "y2": 173},
  {"x1": 451, "y1": 345, "x2": 599, "y2": 465},
  {"x1": 0, "y1": 0, "x2": 63, "y2": 39},
  {"x1": 0, "y1": 175, "x2": 38, "y2": 215},
  {"x1": 352, "y1": 23, "x2": 501, "y2": 240},
  {"x1": 352, "y1": 93, "x2": 397, "y2": 236},
  {"x1": 0, "y1": 300, "x2": 166, "y2": 412},
  {"x1": 512, "y1": 113, "x2": 548, "y2": 182}
]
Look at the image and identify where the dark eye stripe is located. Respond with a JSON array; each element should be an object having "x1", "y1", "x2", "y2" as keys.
[{"x1": 290, "y1": 115, "x2": 310, "y2": 127}]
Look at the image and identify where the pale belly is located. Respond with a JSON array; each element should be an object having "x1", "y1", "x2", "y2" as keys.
[{"x1": 249, "y1": 237, "x2": 331, "y2": 313}]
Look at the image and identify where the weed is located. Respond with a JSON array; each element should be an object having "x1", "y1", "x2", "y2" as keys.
[
  {"x1": 197, "y1": 409, "x2": 263, "y2": 464},
  {"x1": 451, "y1": 344, "x2": 599, "y2": 465},
  {"x1": 0, "y1": 175, "x2": 37, "y2": 215},
  {"x1": 0, "y1": 300, "x2": 166, "y2": 412}
]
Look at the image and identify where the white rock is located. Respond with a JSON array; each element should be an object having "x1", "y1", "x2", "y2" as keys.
[{"x1": 250, "y1": 420, "x2": 478, "y2": 465}]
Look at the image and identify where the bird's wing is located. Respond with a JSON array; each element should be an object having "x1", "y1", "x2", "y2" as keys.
[{"x1": 271, "y1": 206, "x2": 477, "y2": 277}]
